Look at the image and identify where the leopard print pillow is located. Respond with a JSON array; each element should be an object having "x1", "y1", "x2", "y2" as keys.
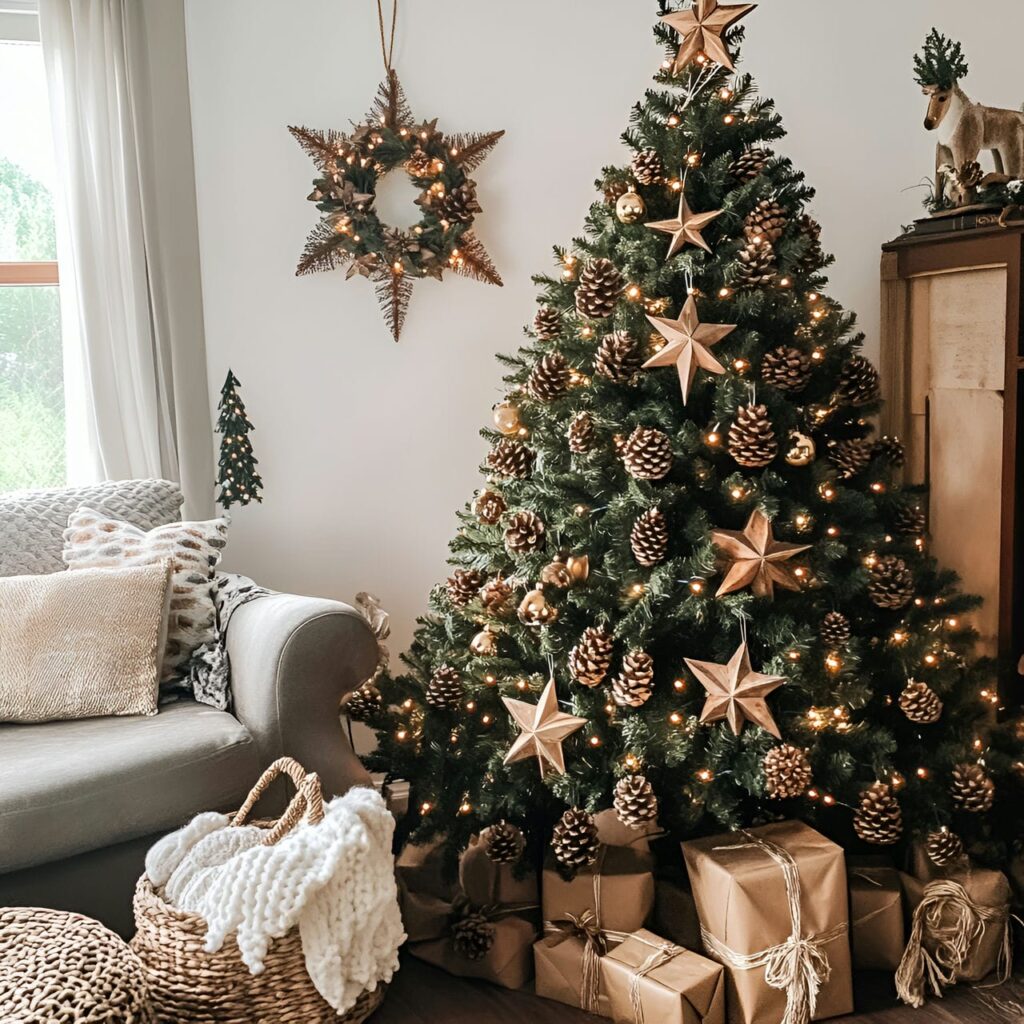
[{"x1": 63, "y1": 508, "x2": 228, "y2": 681}]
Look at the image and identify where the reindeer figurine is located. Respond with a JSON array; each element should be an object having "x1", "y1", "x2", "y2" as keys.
[{"x1": 915, "y1": 30, "x2": 1024, "y2": 206}]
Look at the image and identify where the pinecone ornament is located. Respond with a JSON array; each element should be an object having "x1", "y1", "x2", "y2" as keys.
[
  {"x1": 867, "y1": 556, "x2": 914, "y2": 610},
  {"x1": 729, "y1": 148, "x2": 770, "y2": 183},
  {"x1": 552, "y1": 807, "x2": 600, "y2": 872},
  {"x1": 528, "y1": 352, "x2": 571, "y2": 401},
  {"x1": 899, "y1": 680, "x2": 943, "y2": 724},
  {"x1": 569, "y1": 625, "x2": 614, "y2": 687},
  {"x1": 480, "y1": 577, "x2": 514, "y2": 616},
  {"x1": 473, "y1": 488, "x2": 506, "y2": 525},
  {"x1": 434, "y1": 182, "x2": 480, "y2": 224},
  {"x1": 451, "y1": 911, "x2": 495, "y2": 961},
  {"x1": 761, "y1": 346, "x2": 811, "y2": 394},
  {"x1": 613, "y1": 775, "x2": 658, "y2": 829},
  {"x1": 744, "y1": 199, "x2": 788, "y2": 243},
  {"x1": 794, "y1": 214, "x2": 825, "y2": 273},
  {"x1": 873, "y1": 435, "x2": 906, "y2": 467},
  {"x1": 925, "y1": 828, "x2": 965, "y2": 867},
  {"x1": 447, "y1": 567, "x2": 486, "y2": 607},
  {"x1": 343, "y1": 684, "x2": 383, "y2": 723},
  {"x1": 631, "y1": 148, "x2": 665, "y2": 186},
  {"x1": 764, "y1": 744, "x2": 813, "y2": 799},
  {"x1": 728, "y1": 404, "x2": 778, "y2": 468},
  {"x1": 426, "y1": 666, "x2": 462, "y2": 710},
  {"x1": 630, "y1": 508, "x2": 669, "y2": 567},
  {"x1": 487, "y1": 439, "x2": 534, "y2": 480},
  {"x1": 595, "y1": 331, "x2": 642, "y2": 382},
  {"x1": 853, "y1": 782, "x2": 903, "y2": 845},
  {"x1": 575, "y1": 258, "x2": 623, "y2": 320},
  {"x1": 534, "y1": 305, "x2": 562, "y2": 340},
  {"x1": 612, "y1": 650, "x2": 655, "y2": 708},
  {"x1": 828, "y1": 438, "x2": 874, "y2": 480},
  {"x1": 734, "y1": 239, "x2": 776, "y2": 288},
  {"x1": 480, "y1": 821, "x2": 525, "y2": 864},
  {"x1": 603, "y1": 178, "x2": 630, "y2": 205},
  {"x1": 567, "y1": 411, "x2": 597, "y2": 454},
  {"x1": 950, "y1": 763, "x2": 995, "y2": 813},
  {"x1": 405, "y1": 149, "x2": 433, "y2": 178},
  {"x1": 504, "y1": 510, "x2": 546, "y2": 555},
  {"x1": 894, "y1": 502, "x2": 927, "y2": 536},
  {"x1": 820, "y1": 611, "x2": 852, "y2": 648},
  {"x1": 622, "y1": 426, "x2": 674, "y2": 480},
  {"x1": 836, "y1": 355, "x2": 881, "y2": 407}
]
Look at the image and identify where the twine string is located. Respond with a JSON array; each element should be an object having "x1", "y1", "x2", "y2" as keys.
[{"x1": 376, "y1": 0, "x2": 397, "y2": 73}]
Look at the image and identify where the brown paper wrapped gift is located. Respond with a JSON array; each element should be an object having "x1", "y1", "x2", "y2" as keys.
[
  {"x1": 683, "y1": 822, "x2": 853, "y2": 1024},
  {"x1": 534, "y1": 911, "x2": 616, "y2": 1016},
  {"x1": 654, "y1": 875, "x2": 702, "y2": 952},
  {"x1": 542, "y1": 845, "x2": 655, "y2": 936},
  {"x1": 846, "y1": 860, "x2": 904, "y2": 971},
  {"x1": 600, "y1": 928, "x2": 726, "y2": 1024},
  {"x1": 395, "y1": 838, "x2": 452, "y2": 901},
  {"x1": 412, "y1": 913, "x2": 538, "y2": 989}
]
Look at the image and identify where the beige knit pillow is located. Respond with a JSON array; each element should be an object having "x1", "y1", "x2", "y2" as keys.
[
  {"x1": 0, "y1": 562, "x2": 172, "y2": 723},
  {"x1": 63, "y1": 508, "x2": 228, "y2": 680}
]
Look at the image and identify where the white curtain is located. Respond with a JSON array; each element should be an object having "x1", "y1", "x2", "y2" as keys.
[{"x1": 39, "y1": 0, "x2": 213, "y2": 518}]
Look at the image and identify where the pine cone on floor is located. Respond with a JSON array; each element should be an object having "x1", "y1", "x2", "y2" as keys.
[
  {"x1": 894, "y1": 502, "x2": 927, "y2": 536},
  {"x1": 873, "y1": 435, "x2": 905, "y2": 467},
  {"x1": 552, "y1": 807, "x2": 600, "y2": 872},
  {"x1": 794, "y1": 214, "x2": 825, "y2": 273},
  {"x1": 925, "y1": 828, "x2": 965, "y2": 867},
  {"x1": 473, "y1": 489, "x2": 506, "y2": 525},
  {"x1": 451, "y1": 911, "x2": 495, "y2": 961},
  {"x1": 447, "y1": 567, "x2": 486, "y2": 608},
  {"x1": 733, "y1": 239, "x2": 777, "y2": 289},
  {"x1": 899, "y1": 680, "x2": 943, "y2": 724},
  {"x1": 622, "y1": 426, "x2": 674, "y2": 480},
  {"x1": 950, "y1": 763, "x2": 995, "y2": 813},
  {"x1": 853, "y1": 782, "x2": 903, "y2": 845},
  {"x1": 487, "y1": 439, "x2": 534, "y2": 480},
  {"x1": 569, "y1": 625, "x2": 614, "y2": 687},
  {"x1": 480, "y1": 821, "x2": 525, "y2": 864},
  {"x1": 867, "y1": 556, "x2": 914, "y2": 610},
  {"x1": 480, "y1": 577, "x2": 514, "y2": 617},
  {"x1": 828, "y1": 438, "x2": 874, "y2": 480},
  {"x1": 504, "y1": 510, "x2": 546, "y2": 555},
  {"x1": 744, "y1": 199, "x2": 788, "y2": 243},
  {"x1": 575, "y1": 258, "x2": 623, "y2": 320},
  {"x1": 630, "y1": 508, "x2": 669, "y2": 567},
  {"x1": 729, "y1": 148, "x2": 770, "y2": 183},
  {"x1": 613, "y1": 775, "x2": 658, "y2": 829},
  {"x1": 631, "y1": 148, "x2": 665, "y2": 185},
  {"x1": 567, "y1": 411, "x2": 597, "y2": 454},
  {"x1": 764, "y1": 744, "x2": 813, "y2": 799},
  {"x1": 728, "y1": 404, "x2": 777, "y2": 468},
  {"x1": 528, "y1": 353, "x2": 571, "y2": 401},
  {"x1": 820, "y1": 611, "x2": 852, "y2": 648},
  {"x1": 433, "y1": 182, "x2": 480, "y2": 224},
  {"x1": 612, "y1": 650, "x2": 655, "y2": 708},
  {"x1": 343, "y1": 684, "x2": 383, "y2": 723},
  {"x1": 836, "y1": 355, "x2": 881, "y2": 407},
  {"x1": 426, "y1": 666, "x2": 462, "y2": 710},
  {"x1": 761, "y1": 346, "x2": 811, "y2": 394},
  {"x1": 595, "y1": 331, "x2": 642, "y2": 383},
  {"x1": 534, "y1": 305, "x2": 562, "y2": 340}
]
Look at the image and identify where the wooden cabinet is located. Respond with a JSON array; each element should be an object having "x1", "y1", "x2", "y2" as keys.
[{"x1": 880, "y1": 225, "x2": 1024, "y2": 684}]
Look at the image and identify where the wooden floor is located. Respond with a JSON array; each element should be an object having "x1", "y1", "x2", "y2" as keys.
[{"x1": 372, "y1": 955, "x2": 1024, "y2": 1023}]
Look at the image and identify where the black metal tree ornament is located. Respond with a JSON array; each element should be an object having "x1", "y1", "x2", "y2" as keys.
[{"x1": 216, "y1": 370, "x2": 263, "y2": 510}]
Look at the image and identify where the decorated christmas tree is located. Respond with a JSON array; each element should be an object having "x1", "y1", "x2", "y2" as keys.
[
  {"x1": 215, "y1": 370, "x2": 264, "y2": 509},
  {"x1": 363, "y1": 2, "x2": 1021, "y2": 875}
]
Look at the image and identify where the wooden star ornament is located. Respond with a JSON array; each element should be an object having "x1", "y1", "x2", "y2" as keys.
[
  {"x1": 661, "y1": 0, "x2": 756, "y2": 74},
  {"x1": 686, "y1": 641, "x2": 785, "y2": 738},
  {"x1": 502, "y1": 677, "x2": 587, "y2": 777},
  {"x1": 644, "y1": 294, "x2": 734, "y2": 404},
  {"x1": 711, "y1": 509, "x2": 811, "y2": 598},
  {"x1": 645, "y1": 192, "x2": 723, "y2": 257}
]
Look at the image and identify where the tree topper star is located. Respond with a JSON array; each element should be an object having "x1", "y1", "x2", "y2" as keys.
[
  {"x1": 685, "y1": 641, "x2": 785, "y2": 738},
  {"x1": 660, "y1": 0, "x2": 756, "y2": 74},
  {"x1": 502, "y1": 677, "x2": 587, "y2": 777},
  {"x1": 644, "y1": 294, "x2": 735, "y2": 404},
  {"x1": 711, "y1": 509, "x2": 811, "y2": 599},
  {"x1": 645, "y1": 192, "x2": 723, "y2": 257}
]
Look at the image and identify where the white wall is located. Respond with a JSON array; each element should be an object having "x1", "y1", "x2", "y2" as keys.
[{"x1": 184, "y1": 0, "x2": 1024, "y2": 655}]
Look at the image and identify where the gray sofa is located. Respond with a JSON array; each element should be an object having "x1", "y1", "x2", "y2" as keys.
[{"x1": 0, "y1": 479, "x2": 377, "y2": 935}]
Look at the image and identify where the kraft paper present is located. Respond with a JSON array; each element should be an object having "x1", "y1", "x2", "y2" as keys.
[
  {"x1": 600, "y1": 928, "x2": 726, "y2": 1024},
  {"x1": 395, "y1": 838, "x2": 453, "y2": 901},
  {"x1": 542, "y1": 845, "x2": 655, "y2": 936},
  {"x1": 461, "y1": 833, "x2": 538, "y2": 907},
  {"x1": 534, "y1": 920, "x2": 615, "y2": 1016},
  {"x1": 847, "y1": 860, "x2": 904, "y2": 971},
  {"x1": 654, "y1": 875, "x2": 702, "y2": 952},
  {"x1": 594, "y1": 807, "x2": 657, "y2": 850},
  {"x1": 398, "y1": 883, "x2": 451, "y2": 943},
  {"x1": 410, "y1": 914, "x2": 537, "y2": 989},
  {"x1": 683, "y1": 821, "x2": 853, "y2": 1024}
]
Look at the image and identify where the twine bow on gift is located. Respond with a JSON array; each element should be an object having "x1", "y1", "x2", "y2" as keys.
[
  {"x1": 700, "y1": 831, "x2": 846, "y2": 1024},
  {"x1": 544, "y1": 911, "x2": 618, "y2": 1014},
  {"x1": 894, "y1": 878, "x2": 1012, "y2": 1008},
  {"x1": 626, "y1": 936, "x2": 686, "y2": 1024}
]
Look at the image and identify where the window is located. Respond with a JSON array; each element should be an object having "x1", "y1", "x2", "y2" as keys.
[{"x1": 0, "y1": 2, "x2": 64, "y2": 492}]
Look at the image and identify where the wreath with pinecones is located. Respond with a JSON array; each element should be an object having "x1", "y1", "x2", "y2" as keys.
[{"x1": 290, "y1": 72, "x2": 503, "y2": 340}]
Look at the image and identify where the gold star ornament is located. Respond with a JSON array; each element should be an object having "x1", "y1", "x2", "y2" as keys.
[
  {"x1": 661, "y1": 0, "x2": 756, "y2": 74},
  {"x1": 711, "y1": 509, "x2": 811, "y2": 598},
  {"x1": 645, "y1": 192, "x2": 722, "y2": 258},
  {"x1": 645, "y1": 294, "x2": 734, "y2": 404},
  {"x1": 686, "y1": 641, "x2": 785, "y2": 738},
  {"x1": 502, "y1": 677, "x2": 587, "y2": 777}
]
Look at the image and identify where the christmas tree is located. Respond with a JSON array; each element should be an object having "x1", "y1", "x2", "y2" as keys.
[
  {"x1": 215, "y1": 370, "x2": 264, "y2": 509},
  {"x1": 364, "y1": 2, "x2": 1021, "y2": 873}
]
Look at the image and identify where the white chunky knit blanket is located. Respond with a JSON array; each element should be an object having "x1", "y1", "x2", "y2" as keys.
[{"x1": 145, "y1": 786, "x2": 405, "y2": 1014}]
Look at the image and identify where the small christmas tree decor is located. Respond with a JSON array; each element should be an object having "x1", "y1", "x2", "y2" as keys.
[{"x1": 215, "y1": 370, "x2": 263, "y2": 509}]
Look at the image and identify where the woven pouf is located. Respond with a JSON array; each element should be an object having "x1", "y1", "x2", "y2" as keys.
[{"x1": 0, "y1": 907, "x2": 153, "y2": 1024}]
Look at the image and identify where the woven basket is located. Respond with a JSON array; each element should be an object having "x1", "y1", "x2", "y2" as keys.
[{"x1": 131, "y1": 757, "x2": 387, "y2": 1024}]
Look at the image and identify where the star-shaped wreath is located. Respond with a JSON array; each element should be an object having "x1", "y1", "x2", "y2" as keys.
[{"x1": 290, "y1": 72, "x2": 504, "y2": 340}]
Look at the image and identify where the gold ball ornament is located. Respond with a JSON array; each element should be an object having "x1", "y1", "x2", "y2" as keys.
[
  {"x1": 540, "y1": 553, "x2": 590, "y2": 588},
  {"x1": 492, "y1": 401, "x2": 523, "y2": 436},
  {"x1": 517, "y1": 584, "x2": 559, "y2": 626},
  {"x1": 615, "y1": 190, "x2": 646, "y2": 224},
  {"x1": 470, "y1": 627, "x2": 499, "y2": 657},
  {"x1": 785, "y1": 431, "x2": 816, "y2": 467}
]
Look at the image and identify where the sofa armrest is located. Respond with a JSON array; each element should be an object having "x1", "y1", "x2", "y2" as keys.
[{"x1": 225, "y1": 593, "x2": 378, "y2": 798}]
